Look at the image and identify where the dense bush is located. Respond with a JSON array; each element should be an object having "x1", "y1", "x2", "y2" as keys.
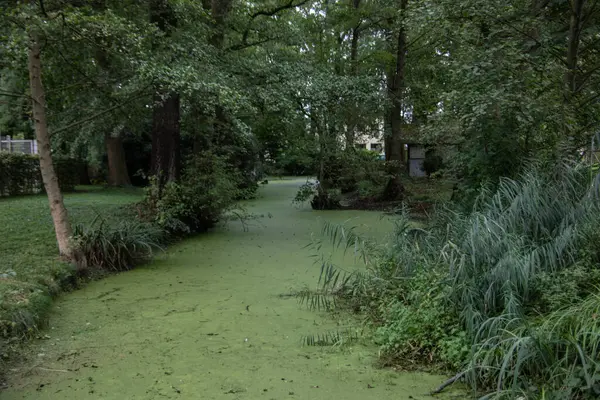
[
  {"x1": 0, "y1": 152, "x2": 39, "y2": 196},
  {"x1": 321, "y1": 149, "x2": 386, "y2": 194},
  {"x1": 53, "y1": 156, "x2": 84, "y2": 192},
  {"x1": 140, "y1": 152, "x2": 241, "y2": 234},
  {"x1": 276, "y1": 147, "x2": 317, "y2": 176},
  {"x1": 308, "y1": 162, "x2": 600, "y2": 398},
  {"x1": 0, "y1": 151, "x2": 82, "y2": 196},
  {"x1": 422, "y1": 149, "x2": 443, "y2": 177},
  {"x1": 295, "y1": 149, "x2": 389, "y2": 209},
  {"x1": 208, "y1": 129, "x2": 261, "y2": 200}
]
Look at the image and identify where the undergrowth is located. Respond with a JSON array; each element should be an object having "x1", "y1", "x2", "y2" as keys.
[{"x1": 303, "y1": 162, "x2": 600, "y2": 399}]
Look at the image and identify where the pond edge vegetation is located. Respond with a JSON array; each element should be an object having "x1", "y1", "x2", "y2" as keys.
[{"x1": 298, "y1": 161, "x2": 600, "y2": 399}]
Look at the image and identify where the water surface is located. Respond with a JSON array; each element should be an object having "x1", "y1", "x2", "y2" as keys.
[{"x1": 4, "y1": 179, "x2": 455, "y2": 399}]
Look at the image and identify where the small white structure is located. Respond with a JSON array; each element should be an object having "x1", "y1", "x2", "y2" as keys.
[
  {"x1": 0, "y1": 136, "x2": 38, "y2": 154},
  {"x1": 354, "y1": 132, "x2": 384, "y2": 154}
]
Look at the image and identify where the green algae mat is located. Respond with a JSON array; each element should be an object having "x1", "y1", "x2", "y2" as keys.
[{"x1": 4, "y1": 179, "x2": 459, "y2": 400}]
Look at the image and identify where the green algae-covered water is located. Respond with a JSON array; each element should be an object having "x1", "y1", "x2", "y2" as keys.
[{"x1": 4, "y1": 179, "x2": 458, "y2": 400}]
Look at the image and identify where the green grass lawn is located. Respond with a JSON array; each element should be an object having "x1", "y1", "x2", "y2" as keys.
[{"x1": 0, "y1": 186, "x2": 142, "y2": 346}]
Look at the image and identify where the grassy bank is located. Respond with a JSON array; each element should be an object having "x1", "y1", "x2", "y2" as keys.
[{"x1": 0, "y1": 187, "x2": 142, "y2": 360}]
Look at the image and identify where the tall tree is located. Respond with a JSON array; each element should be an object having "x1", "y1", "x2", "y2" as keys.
[
  {"x1": 28, "y1": 34, "x2": 73, "y2": 257},
  {"x1": 382, "y1": 0, "x2": 407, "y2": 199},
  {"x1": 150, "y1": 0, "x2": 181, "y2": 189}
]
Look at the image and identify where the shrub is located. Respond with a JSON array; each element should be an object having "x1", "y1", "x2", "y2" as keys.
[
  {"x1": 53, "y1": 156, "x2": 84, "y2": 192},
  {"x1": 141, "y1": 152, "x2": 241, "y2": 234},
  {"x1": 295, "y1": 150, "x2": 389, "y2": 209},
  {"x1": 275, "y1": 146, "x2": 317, "y2": 176},
  {"x1": 375, "y1": 273, "x2": 469, "y2": 370},
  {"x1": 72, "y1": 217, "x2": 164, "y2": 272},
  {"x1": 422, "y1": 150, "x2": 443, "y2": 177},
  {"x1": 0, "y1": 151, "x2": 82, "y2": 196},
  {"x1": 293, "y1": 181, "x2": 318, "y2": 205},
  {"x1": 0, "y1": 152, "x2": 39, "y2": 196},
  {"x1": 321, "y1": 149, "x2": 386, "y2": 194},
  {"x1": 356, "y1": 179, "x2": 383, "y2": 199}
]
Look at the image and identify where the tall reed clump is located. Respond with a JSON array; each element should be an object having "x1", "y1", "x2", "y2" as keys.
[
  {"x1": 307, "y1": 162, "x2": 600, "y2": 398},
  {"x1": 72, "y1": 217, "x2": 164, "y2": 272}
]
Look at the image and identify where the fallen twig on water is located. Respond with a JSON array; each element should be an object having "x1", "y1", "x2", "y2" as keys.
[{"x1": 431, "y1": 371, "x2": 466, "y2": 395}]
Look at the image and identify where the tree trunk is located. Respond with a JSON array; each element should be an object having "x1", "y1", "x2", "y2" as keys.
[
  {"x1": 106, "y1": 133, "x2": 131, "y2": 186},
  {"x1": 208, "y1": 0, "x2": 236, "y2": 151},
  {"x1": 564, "y1": 0, "x2": 585, "y2": 102},
  {"x1": 210, "y1": 0, "x2": 232, "y2": 48},
  {"x1": 344, "y1": 0, "x2": 362, "y2": 150},
  {"x1": 382, "y1": 0, "x2": 408, "y2": 200},
  {"x1": 388, "y1": 0, "x2": 408, "y2": 164},
  {"x1": 28, "y1": 36, "x2": 73, "y2": 258},
  {"x1": 384, "y1": 109, "x2": 392, "y2": 161},
  {"x1": 150, "y1": 0, "x2": 181, "y2": 189},
  {"x1": 151, "y1": 93, "x2": 181, "y2": 188}
]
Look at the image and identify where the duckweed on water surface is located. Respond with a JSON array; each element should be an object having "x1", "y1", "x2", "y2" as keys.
[{"x1": 4, "y1": 179, "x2": 463, "y2": 400}]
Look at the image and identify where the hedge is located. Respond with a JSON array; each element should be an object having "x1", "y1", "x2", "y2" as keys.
[{"x1": 0, "y1": 151, "x2": 82, "y2": 196}]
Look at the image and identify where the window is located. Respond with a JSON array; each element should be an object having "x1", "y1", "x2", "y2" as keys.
[{"x1": 370, "y1": 143, "x2": 383, "y2": 152}]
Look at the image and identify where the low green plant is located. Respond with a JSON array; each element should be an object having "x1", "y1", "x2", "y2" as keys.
[
  {"x1": 356, "y1": 179, "x2": 383, "y2": 199},
  {"x1": 293, "y1": 181, "x2": 317, "y2": 205},
  {"x1": 374, "y1": 271, "x2": 469, "y2": 370},
  {"x1": 72, "y1": 217, "x2": 164, "y2": 272}
]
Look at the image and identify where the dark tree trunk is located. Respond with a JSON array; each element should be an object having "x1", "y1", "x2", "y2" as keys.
[
  {"x1": 106, "y1": 133, "x2": 131, "y2": 186},
  {"x1": 564, "y1": 0, "x2": 585, "y2": 102},
  {"x1": 214, "y1": 104, "x2": 230, "y2": 145},
  {"x1": 382, "y1": 0, "x2": 408, "y2": 200},
  {"x1": 388, "y1": 0, "x2": 407, "y2": 164},
  {"x1": 208, "y1": 0, "x2": 234, "y2": 148},
  {"x1": 150, "y1": 0, "x2": 180, "y2": 189},
  {"x1": 210, "y1": 0, "x2": 232, "y2": 48},
  {"x1": 151, "y1": 94, "x2": 181, "y2": 188},
  {"x1": 344, "y1": 0, "x2": 362, "y2": 150},
  {"x1": 192, "y1": 105, "x2": 214, "y2": 154},
  {"x1": 384, "y1": 109, "x2": 392, "y2": 161}
]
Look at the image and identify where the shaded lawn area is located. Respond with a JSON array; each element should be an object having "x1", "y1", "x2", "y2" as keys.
[
  {"x1": 0, "y1": 186, "x2": 142, "y2": 343},
  {"x1": 404, "y1": 177, "x2": 454, "y2": 203}
]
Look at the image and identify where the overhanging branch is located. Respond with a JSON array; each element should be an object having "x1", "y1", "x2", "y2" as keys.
[
  {"x1": 50, "y1": 91, "x2": 151, "y2": 137},
  {"x1": 230, "y1": 0, "x2": 311, "y2": 51},
  {"x1": 250, "y1": 0, "x2": 310, "y2": 20}
]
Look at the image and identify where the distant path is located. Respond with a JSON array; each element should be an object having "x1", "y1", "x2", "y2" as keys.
[{"x1": 4, "y1": 179, "x2": 450, "y2": 400}]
